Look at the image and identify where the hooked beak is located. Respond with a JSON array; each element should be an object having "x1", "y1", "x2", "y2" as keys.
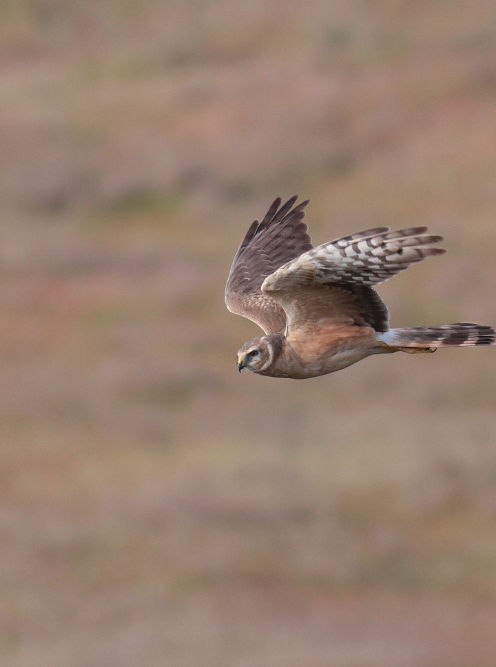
[{"x1": 237, "y1": 356, "x2": 245, "y2": 372}]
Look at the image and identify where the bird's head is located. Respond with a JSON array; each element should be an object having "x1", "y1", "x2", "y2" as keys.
[{"x1": 237, "y1": 336, "x2": 275, "y2": 374}]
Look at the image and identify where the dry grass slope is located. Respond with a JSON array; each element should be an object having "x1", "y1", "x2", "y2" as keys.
[{"x1": 1, "y1": 1, "x2": 496, "y2": 665}]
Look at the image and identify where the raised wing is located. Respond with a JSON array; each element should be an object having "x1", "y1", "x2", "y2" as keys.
[
  {"x1": 262, "y1": 226, "x2": 445, "y2": 333},
  {"x1": 225, "y1": 196, "x2": 312, "y2": 333}
]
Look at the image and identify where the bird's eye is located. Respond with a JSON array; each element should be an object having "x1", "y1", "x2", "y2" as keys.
[{"x1": 248, "y1": 349, "x2": 258, "y2": 358}]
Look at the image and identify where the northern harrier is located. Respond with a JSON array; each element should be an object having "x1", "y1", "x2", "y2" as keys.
[{"x1": 225, "y1": 196, "x2": 495, "y2": 379}]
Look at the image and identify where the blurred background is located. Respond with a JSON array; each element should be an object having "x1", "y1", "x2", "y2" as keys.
[{"x1": 1, "y1": 1, "x2": 496, "y2": 665}]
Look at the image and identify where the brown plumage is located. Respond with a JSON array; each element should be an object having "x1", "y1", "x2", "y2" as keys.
[
  {"x1": 225, "y1": 197, "x2": 495, "y2": 379},
  {"x1": 225, "y1": 195, "x2": 312, "y2": 334}
]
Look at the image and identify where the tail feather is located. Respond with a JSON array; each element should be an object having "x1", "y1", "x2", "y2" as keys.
[{"x1": 381, "y1": 323, "x2": 496, "y2": 349}]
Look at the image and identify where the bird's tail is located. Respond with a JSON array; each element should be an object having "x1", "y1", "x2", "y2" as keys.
[{"x1": 379, "y1": 322, "x2": 496, "y2": 353}]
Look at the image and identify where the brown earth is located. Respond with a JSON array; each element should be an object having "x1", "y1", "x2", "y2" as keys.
[{"x1": 1, "y1": 1, "x2": 496, "y2": 665}]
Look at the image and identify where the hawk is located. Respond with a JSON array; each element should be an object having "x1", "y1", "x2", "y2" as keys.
[{"x1": 225, "y1": 196, "x2": 495, "y2": 379}]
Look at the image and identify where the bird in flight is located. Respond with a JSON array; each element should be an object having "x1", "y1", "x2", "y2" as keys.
[{"x1": 225, "y1": 196, "x2": 495, "y2": 379}]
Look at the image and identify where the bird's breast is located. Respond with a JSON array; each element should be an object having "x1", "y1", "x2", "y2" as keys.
[{"x1": 264, "y1": 324, "x2": 377, "y2": 378}]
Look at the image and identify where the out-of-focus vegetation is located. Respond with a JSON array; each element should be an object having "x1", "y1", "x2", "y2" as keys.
[{"x1": 1, "y1": 1, "x2": 496, "y2": 665}]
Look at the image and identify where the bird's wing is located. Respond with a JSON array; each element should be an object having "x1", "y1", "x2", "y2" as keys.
[
  {"x1": 262, "y1": 226, "x2": 445, "y2": 333},
  {"x1": 225, "y1": 196, "x2": 313, "y2": 334}
]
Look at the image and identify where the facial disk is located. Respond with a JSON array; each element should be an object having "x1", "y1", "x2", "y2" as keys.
[{"x1": 237, "y1": 336, "x2": 274, "y2": 373}]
